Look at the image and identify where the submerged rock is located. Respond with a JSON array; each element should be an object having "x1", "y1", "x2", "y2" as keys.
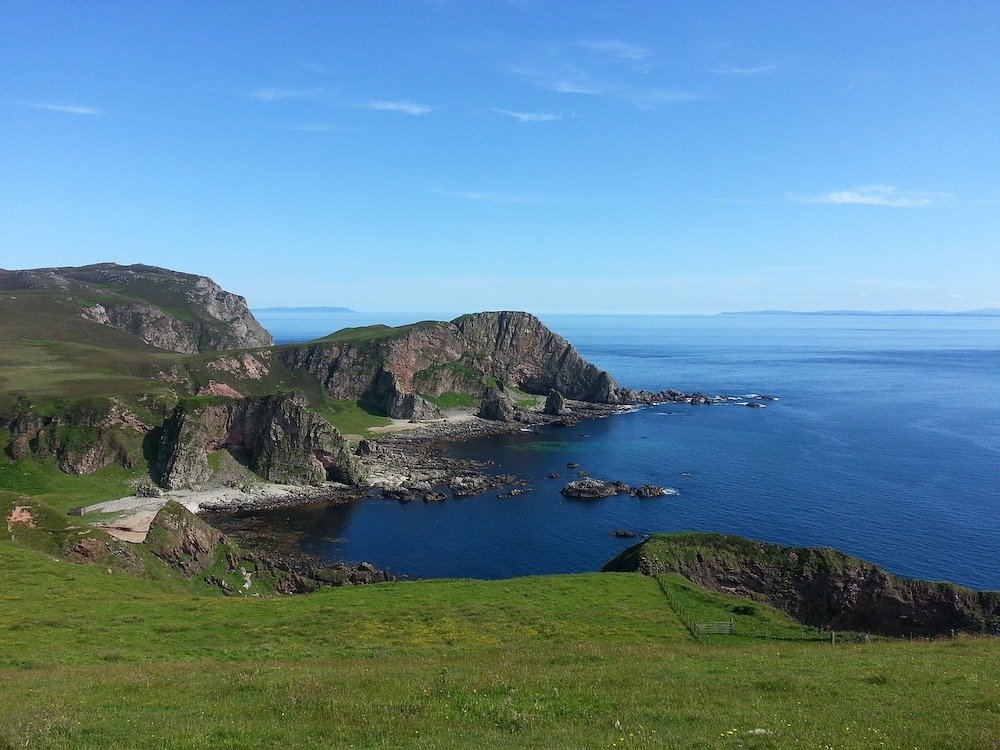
[{"x1": 634, "y1": 484, "x2": 674, "y2": 498}]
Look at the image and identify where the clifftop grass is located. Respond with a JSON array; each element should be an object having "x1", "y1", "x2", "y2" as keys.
[
  {"x1": 0, "y1": 523, "x2": 997, "y2": 749},
  {"x1": 309, "y1": 320, "x2": 446, "y2": 345}
]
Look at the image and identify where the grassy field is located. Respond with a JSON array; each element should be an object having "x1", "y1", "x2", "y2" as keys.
[{"x1": 1, "y1": 522, "x2": 997, "y2": 749}]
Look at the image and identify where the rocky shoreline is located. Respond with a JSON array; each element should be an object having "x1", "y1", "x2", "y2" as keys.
[{"x1": 76, "y1": 386, "x2": 774, "y2": 556}]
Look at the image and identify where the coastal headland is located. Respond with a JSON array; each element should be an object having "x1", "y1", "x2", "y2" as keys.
[
  {"x1": 2, "y1": 262, "x2": 998, "y2": 748},
  {"x1": 1, "y1": 263, "x2": 994, "y2": 624}
]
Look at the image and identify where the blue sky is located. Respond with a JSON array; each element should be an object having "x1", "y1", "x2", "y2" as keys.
[{"x1": 2, "y1": 2, "x2": 998, "y2": 313}]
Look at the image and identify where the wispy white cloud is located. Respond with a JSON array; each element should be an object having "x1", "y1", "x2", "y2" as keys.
[
  {"x1": 546, "y1": 70, "x2": 609, "y2": 96},
  {"x1": 577, "y1": 39, "x2": 651, "y2": 61},
  {"x1": 709, "y1": 65, "x2": 777, "y2": 76},
  {"x1": 514, "y1": 65, "x2": 704, "y2": 108},
  {"x1": 493, "y1": 108, "x2": 562, "y2": 123},
  {"x1": 22, "y1": 102, "x2": 102, "y2": 115},
  {"x1": 250, "y1": 87, "x2": 323, "y2": 102},
  {"x1": 364, "y1": 100, "x2": 432, "y2": 115},
  {"x1": 430, "y1": 189, "x2": 542, "y2": 204},
  {"x1": 793, "y1": 185, "x2": 950, "y2": 208}
]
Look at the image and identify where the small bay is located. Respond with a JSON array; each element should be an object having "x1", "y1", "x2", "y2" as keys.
[{"x1": 246, "y1": 310, "x2": 1000, "y2": 589}]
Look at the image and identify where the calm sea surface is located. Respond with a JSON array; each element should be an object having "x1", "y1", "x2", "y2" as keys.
[{"x1": 250, "y1": 310, "x2": 1000, "y2": 589}]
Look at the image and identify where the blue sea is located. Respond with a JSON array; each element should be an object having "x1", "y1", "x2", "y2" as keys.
[{"x1": 251, "y1": 309, "x2": 1000, "y2": 590}]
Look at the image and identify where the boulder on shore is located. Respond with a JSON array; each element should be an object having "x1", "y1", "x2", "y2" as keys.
[
  {"x1": 477, "y1": 387, "x2": 516, "y2": 422},
  {"x1": 543, "y1": 389, "x2": 566, "y2": 416}
]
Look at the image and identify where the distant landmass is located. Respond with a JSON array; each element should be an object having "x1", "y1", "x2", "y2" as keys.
[
  {"x1": 254, "y1": 306, "x2": 357, "y2": 313},
  {"x1": 721, "y1": 309, "x2": 1000, "y2": 317}
]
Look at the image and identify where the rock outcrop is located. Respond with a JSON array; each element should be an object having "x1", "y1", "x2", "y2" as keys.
[
  {"x1": 477, "y1": 387, "x2": 516, "y2": 422},
  {"x1": 143, "y1": 501, "x2": 394, "y2": 593},
  {"x1": 144, "y1": 500, "x2": 225, "y2": 576},
  {"x1": 544, "y1": 389, "x2": 566, "y2": 416},
  {"x1": 560, "y1": 479, "x2": 677, "y2": 499},
  {"x1": 560, "y1": 479, "x2": 621, "y2": 498},
  {"x1": 0, "y1": 397, "x2": 148, "y2": 474},
  {"x1": 453, "y1": 312, "x2": 622, "y2": 402},
  {"x1": 154, "y1": 392, "x2": 361, "y2": 489},
  {"x1": 280, "y1": 311, "x2": 639, "y2": 420},
  {"x1": 1, "y1": 263, "x2": 273, "y2": 353},
  {"x1": 604, "y1": 532, "x2": 1000, "y2": 637}
]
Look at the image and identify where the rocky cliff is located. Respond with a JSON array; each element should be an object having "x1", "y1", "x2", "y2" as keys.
[
  {"x1": 604, "y1": 532, "x2": 1000, "y2": 637},
  {"x1": 280, "y1": 311, "x2": 641, "y2": 419},
  {"x1": 154, "y1": 393, "x2": 360, "y2": 489},
  {"x1": 0, "y1": 397, "x2": 148, "y2": 474},
  {"x1": 1, "y1": 263, "x2": 272, "y2": 353}
]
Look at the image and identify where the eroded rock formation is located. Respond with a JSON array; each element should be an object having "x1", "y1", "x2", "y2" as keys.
[{"x1": 154, "y1": 393, "x2": 360, "y2": 489}]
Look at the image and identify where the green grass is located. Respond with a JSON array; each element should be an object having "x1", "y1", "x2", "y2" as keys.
[
  {"x1": 657, "y1": 573, "x2": 828, "y2": 643},
  {"x1": 424, "y1": 391, "x2": 478, "y2": 409},
  {"x1": 0, "y1": 531, "x2": 997, "y2": 748},
  {"x1": 310, "y1": 321, "x2": 445, "y2": 345},
  {"x1": 0, "y1": 451, "x2": 145, "y2": 513},
  {"x1": 309, "y1": 397, "x2": 392, "y2": 437},
  {"x1": 510, "y1": 386, "x2": 543, "y2": 409},
  {"x1": 0, "y1": 292, "x2": 185, "y2": 400}
]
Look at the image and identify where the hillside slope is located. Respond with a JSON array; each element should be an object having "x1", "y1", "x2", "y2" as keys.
[
  {"x1": 0, "y1": 523, "x2": 996, "y2": 749},
  {"x1": 0, "y1": 262, "x2": 272, "y2": 354}
]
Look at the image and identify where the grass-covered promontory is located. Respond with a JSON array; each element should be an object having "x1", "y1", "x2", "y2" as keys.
[
  {"x1": 606, "y1": 533, "x2": 1000, "y2": 638},
  {"x1": 1, "y1": 512, "x2": 998, "y2": 749}
]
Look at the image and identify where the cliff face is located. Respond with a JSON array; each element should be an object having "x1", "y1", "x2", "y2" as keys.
[
  {"x1": 453, "y1": 311, "x2": 621, "y2": 402},
  {"x1": 0, "y1": 397, "x2": 148, "y2": 474},
  {"x1": 2, "y1": 263, "x2": 273, "y2": 353},
  {"x1": 154, "y1": 393, "x2": 361, "y2": 489},
  {"x1": 281, "y1": 311, "x2": 625, "y2": 418},
  {"x1": 604, "y1": 533, "x2": 1000, "y2": 637}
]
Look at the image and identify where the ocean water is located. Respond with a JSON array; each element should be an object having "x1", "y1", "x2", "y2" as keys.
[{"x1": 247, "y1": 310, "x2": 1000, "y2": 589}]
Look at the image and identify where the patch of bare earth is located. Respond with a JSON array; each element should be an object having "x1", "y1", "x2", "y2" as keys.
[{"x1": 6, "y1": 505, "x2": 35, "y2": 533}]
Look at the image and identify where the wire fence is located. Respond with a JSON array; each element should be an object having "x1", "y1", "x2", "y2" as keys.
[{"x1": 655, "y1": 575, "x2": 713, "y2": 643}]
